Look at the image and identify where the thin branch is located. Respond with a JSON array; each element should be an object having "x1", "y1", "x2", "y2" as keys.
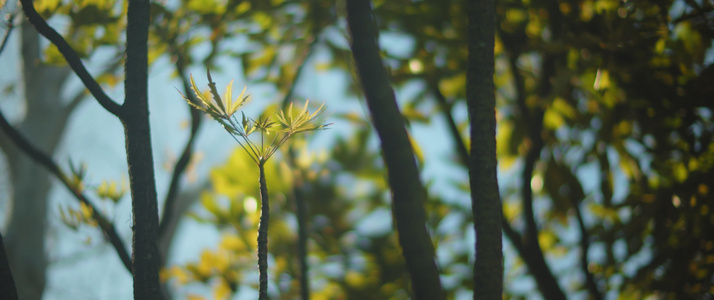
[
  {"x1": 293, "y1": 178, "x2": 309, "y2": 300},
  {"x1": 0, "y1": 12, "x2": 18, "y2": 154},
  {"x1": 0, "y1": 12, "x2": 17, "y2": 55},
  {"x1": 431, "y1": 84, "x2": 469, "y2": 165},
  {"x1": 501, "y1": 216, "x2": 523, "y2": 251},
  {"x1": 278, "y1": 23, "x2": 327, "y2": 298},
  {"x1": 280, "y1": 34, "x2": 321, "y2": 109},
  {"x1": 158, "y1": 46, "x2": 203, "y2": 237},
  {"x1": 18, "y1": 0, "x2": 123, "y2": 117},
  {"x1": 0, "y1": 107, "x2": 132, "y2": 272},
  {"x1": 498, "y1": 24, "x2": 566, "y2": 298},
  {"x1": 512, "y1": 53, "x2": 566, "y2": 299},
  {"x1": 572, "y1": 197, "x2": 602, "y2": 300}
]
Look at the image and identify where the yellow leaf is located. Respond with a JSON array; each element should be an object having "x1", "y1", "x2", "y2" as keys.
[
  {"x1": 345, "y1": 270, "x2": 366, "y2": 287},
  {"x1": 213, "y1": 279, "x2": 232, "y2": 300},
  {"x1": 235, "y1": 1, "x2": 250, "y2": 14},
  {"x1": 503, "y1": 201, "x2": 522, "y2": 222},
  {"x1": 538, "y1": 230, "x2": 557, "y2": 250},
  {"x1": 543, "y1": 108, "x2": 565, "y2": 130},
  {"x1": 594, "y1": 0, "x2": 618, "y2": 13},
  {"x1": 438, "y1": 73, "x2": 465, "y2": 98},
  {"x1": 220, "y1": 235, "x2": 244, "y2": 251},
  {"x1": 314, "y1": 62, "x2": 332, "y2": 71}
]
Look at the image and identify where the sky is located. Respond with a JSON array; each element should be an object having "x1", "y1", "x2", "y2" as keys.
[
  {"x1": 0, "y1": 12, "x2": 482, "y2": 299},
  {"x1": 0, "y1": 1, "x2": 690, "y2": 298}
]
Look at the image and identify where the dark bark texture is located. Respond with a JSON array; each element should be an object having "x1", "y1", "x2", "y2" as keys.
[
  {"x1": 0, "y1": 232, "x2": 19, "y2": 300},
  {"x1": 122, "y1": 0, "x2": 162, "y2": 298},
  {"x1": 258, "y1": 162, "x2": 270, "y2": 300},
  {"x1": 466, "y1": 0, "x2": 504, "y2": 298},
  {"x1": 345, "y1": 1, "x2": 445, "y2": 299}
]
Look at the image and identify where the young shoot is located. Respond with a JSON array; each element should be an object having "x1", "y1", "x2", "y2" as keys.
[
  {"x1": 178, "y1": 69, "x2": 329, "y2": 300},
  {"x1": 179, "y1": 69, "x2": 330, "y2": 165}
]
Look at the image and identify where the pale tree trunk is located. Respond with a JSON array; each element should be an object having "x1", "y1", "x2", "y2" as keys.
[{"x1": 0, "y1": 20, "x2": 75, "y2": 300}]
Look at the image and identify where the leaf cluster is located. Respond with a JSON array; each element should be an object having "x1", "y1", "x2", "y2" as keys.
[{"x1": 180, "y1": 70, "x2": 329, "y2": 164}]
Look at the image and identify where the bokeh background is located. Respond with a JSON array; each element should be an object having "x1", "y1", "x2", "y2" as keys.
[{"x1": 1, "y1": 0, "x2": 713, "y2": 299}]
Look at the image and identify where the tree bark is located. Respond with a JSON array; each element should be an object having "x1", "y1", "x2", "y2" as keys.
[
  {"x1": 122, "y1": 0, "x2": 162, "y2": 298},
  {"x1": 257, "y1": 162, "x2": 270, "y2": 300},
  {"x1": 466, "y1": 0, "x2": 503, "y2": 298},
  {"x1": 345, "y1": 1, "x2": 444, "y2": 299}
]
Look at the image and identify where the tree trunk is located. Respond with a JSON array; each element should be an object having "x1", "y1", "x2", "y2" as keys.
[
  {"x1": 1, "y1": 19, "x2": 73, "y2": 300},
  {"x1": 122, "y1": 0, "x2": 162, "y2": 298},
  {"x1": 345, "y1": 1, "x2": 444, "y2": 299},
  {"x1": 466, "y1": 0, "x2": 503, "y2": 298}
]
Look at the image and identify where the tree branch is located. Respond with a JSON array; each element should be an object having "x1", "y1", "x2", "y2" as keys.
[
  {"x1": 276, "y1": 23, "x2": 326, "y2": 298},
  {"x1": 346, "y1": 1, "x2": 444, "y2": 299},
  {"x1": 18, "y1": 0, "x2": 123, "y2": 116},
  {"x1": 0, "y1": 11, "x2": 17, "y2": 55},
  {"x1": 0, "y1": 107, "x2": 132, "y2": 272},
  {"x1": 499, "y1": 25, "x2": 566, "y2": 299},
  {"x1": 158, "y1": 47, "x2": 203, "y2": 238},
  {"x1": 280, "y1": 34, "x2": 321, "y2": 109},
  {"x1": 572, "y1": 197, "x2": 602, "y2": 300},
  {"x1": 431, "y1": 84, "x2": 469, "y2": 167},
  {"x1": 0, "y1": 232, "x2": 19, "y2": 300},
  {"x1": 513, "y1": 57, "x2": 566, "y2": 300}
]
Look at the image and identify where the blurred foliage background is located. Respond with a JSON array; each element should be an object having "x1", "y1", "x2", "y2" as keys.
[{"x1": 1, "y1": 0, "x2": 713, "y2": 299}]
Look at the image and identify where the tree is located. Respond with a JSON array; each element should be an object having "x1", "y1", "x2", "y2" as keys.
[
  {"x1": 467, "y1": 0, "x2": 502, "y2": 298},
  {"x1": 5, "y1": 0, "x2": 161, "y2": 298},
  {"x1": 2, "y1": 0, "x2": 713, "y2": 299},
  {"x1": 0, "y1": 7, "x2": 88, "y2": 298},
  {"x1": 345, "y1": 0, "x2": 445, "y2": 299}
]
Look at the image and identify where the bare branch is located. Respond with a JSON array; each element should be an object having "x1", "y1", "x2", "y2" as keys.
[{"x1": 18, "y1": 0, "x2": 123, "y2": 117}]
